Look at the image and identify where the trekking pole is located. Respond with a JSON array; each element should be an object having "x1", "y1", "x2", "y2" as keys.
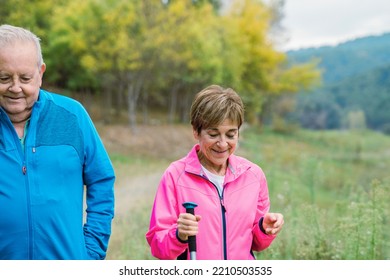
[{"x1": 182, "y1": 202, "x2": 198, "y2": 260}]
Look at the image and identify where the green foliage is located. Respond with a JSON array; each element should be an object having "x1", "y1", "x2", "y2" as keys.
[
  {"x1": 289, "y1": 33, "x2": 390, "y2": 132},
  {"x1": 150, "y1": 1, "x2": 225, "y2": 86},
  {"x1": 345, "y1": 110, "x2": 367, "y2": 130},
  {"x1": 1, "y1": 0, "x2": 63, "y2": 38},
  {"x1": 239, "y1": 128, "x2": 390, "y2": 260},
  {"x1": 295, "y1": 90, "x2": 343, "y2": 130},
  {"x1": 1, "y1": 0, "x2": 319, "y2": 127},
  {"x1": 330, "y1": 65, "x2": 390, "y2": 130}
]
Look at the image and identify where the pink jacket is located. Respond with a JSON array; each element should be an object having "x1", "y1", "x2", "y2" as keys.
[{"x1": 146, "y1": 144, "x2": 276, "y2": 260}]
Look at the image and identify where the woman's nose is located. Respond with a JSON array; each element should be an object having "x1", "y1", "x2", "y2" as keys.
[{"x1": 217, "y1": 138, "x2": 228, "y2": 147}]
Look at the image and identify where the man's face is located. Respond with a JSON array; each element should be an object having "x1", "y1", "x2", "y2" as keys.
[{"x1": 0, "y1": 41, "x2": 45, "y2": 120}]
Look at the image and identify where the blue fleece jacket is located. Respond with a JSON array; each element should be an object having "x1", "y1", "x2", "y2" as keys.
[{"x1": 0, "y1": 89, "x2": 115, "y2": 260}]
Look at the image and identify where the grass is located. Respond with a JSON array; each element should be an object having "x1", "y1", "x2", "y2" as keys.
[
  {"x1": 108, "y1": 203, "x2": 153, "y2": 259},
  {"x1": 242, "y1": 128, "x2": 390, "y2": 260},
  {"x1": 105, "y1": 126, "x2": 390, "y2": 260},
  {"x1": 105, "y1": 154, "x2": 169, "y2": 260}
]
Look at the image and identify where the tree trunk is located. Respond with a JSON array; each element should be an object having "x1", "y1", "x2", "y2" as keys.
[
  {"x1": 180, "y1": 90, "x2": 192, "y2": 123},
  {"x1": 142, "y1": 89, "x2": 149, "y2": 125},
  {"x1": 102, "y1": 86, "x2": 112, "y2": 124},
  {"x1": 127, "y1": 83, "x2": 138, "y2": 133},
  {"x1": 168, "y1": 83, "x2": 181, "y2": 124},
  {"x1": 126, "y1": 73, "x2": 145, "y2": 132}
]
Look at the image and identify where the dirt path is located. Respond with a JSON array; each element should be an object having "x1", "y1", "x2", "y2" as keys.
[
  {"x1": 114, "y1": 170, "x2": 162, "y2": 216},
  {"x1": 99, "y1": 124, "x2": 196, "y2": 217}
]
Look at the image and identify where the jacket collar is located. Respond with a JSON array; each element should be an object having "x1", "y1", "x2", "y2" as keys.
[{"x1": 184, "y1": 144, "x2": 251, "y2": 182}]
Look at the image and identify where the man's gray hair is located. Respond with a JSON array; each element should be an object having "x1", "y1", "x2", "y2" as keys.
[{"x1": 0, "y1": 24, "x2": 44, "y2": 67}]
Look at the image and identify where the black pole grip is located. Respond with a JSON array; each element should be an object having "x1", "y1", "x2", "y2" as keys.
[
  {"x1": 182, "y1": 202, "x2": 198, "y2": 254},
  {"x1": 186, "y1": 208, "x2": 196, "y2": 253}
]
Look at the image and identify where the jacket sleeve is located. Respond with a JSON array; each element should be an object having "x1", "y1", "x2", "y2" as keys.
[
  {"x1": 81, "y1": 111, "x2": 115, "y2": 260},
  {"x1": 251, "y1": 167, "x2": 276, "y2": 251},
  {"x1": 145, "y1": 165, "x2": 188, "y2": 259}
]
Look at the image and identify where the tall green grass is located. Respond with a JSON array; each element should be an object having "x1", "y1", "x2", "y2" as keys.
[
  {"x1": 241, "y1": 128, "x2": 390, "y2": 260},
  {"x1": 107, "y1": 127, "x2": 390, "y2": 259}
]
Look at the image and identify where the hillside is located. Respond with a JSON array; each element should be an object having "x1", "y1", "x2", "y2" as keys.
[
  {"x1": 287, "y1": 33, "x2": 390, "y2": 132},
  {"x1": 287, "y1": 32, "x2": 390, "y2": 83},
  {"x1": 97, "y1": 123, "x2": 196, "y2": 161}
]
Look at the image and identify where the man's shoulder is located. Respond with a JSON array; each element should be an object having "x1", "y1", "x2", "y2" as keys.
[
  {"x1": 41, "y1": 89, "x2": 82, "y2": 106},
  {"x1": 39, "y1": 89, "x2": 87, "y2": 115}
]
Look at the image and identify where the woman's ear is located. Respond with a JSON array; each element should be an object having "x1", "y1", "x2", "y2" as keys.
[{"x1": 193, "y1": 128, "x2": 200, "y2": 140}]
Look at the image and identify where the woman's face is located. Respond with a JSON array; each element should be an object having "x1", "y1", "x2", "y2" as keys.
[{"x1": 194, "y1": 118, "x2": 239, "y2": 174}]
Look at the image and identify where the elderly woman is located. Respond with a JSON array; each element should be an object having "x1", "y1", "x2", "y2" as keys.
[{"x1": 146, "y1": 85, "x2": 283, "y2": 260}]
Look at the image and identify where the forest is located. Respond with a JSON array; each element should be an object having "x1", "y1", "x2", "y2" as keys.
[
  {"x1": 2, "y1": 0, "x2": 388, "y2": 134},
  {"x1": 1, "y1": 0, "x2": 320, "y2": 131},
  {"x1": 288, "y1": 33, "x2": 390, "y2": 134}
]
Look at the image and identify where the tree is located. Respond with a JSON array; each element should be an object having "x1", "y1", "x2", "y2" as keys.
[
  {"x1": 3, "y1": 0, "x2": 321, "y2": 130},
  {"x1": 224, "y1": 0, "x2": 320, "y2": 126},
  {"x1": 147, "y1": 1, "x2": 226, "y2": 123},
  {"x1": 49, "y1": 0, "x2": 160, "y2": 130}
]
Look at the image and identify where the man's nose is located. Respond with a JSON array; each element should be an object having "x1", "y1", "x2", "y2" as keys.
[{"x1": 8, "y1": 79, "x2": 22, "y2": 92}]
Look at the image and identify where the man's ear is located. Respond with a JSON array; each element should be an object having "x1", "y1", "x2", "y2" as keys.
[{"x1": 39, "y1": 63, "x2": 46, "y2": 86}]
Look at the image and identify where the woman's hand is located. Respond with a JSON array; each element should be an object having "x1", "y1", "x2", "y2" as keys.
[
  {"x1": 177, "y1": 213, "x2": 202, "y2": 241},
  {"x1": 262, "y1": 212, "x2": 284, "y2": 235}
]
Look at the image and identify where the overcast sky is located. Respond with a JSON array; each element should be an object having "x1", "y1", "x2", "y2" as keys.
[{"x1": 280, "y1": 0, "x2": 390, "y2": 50}]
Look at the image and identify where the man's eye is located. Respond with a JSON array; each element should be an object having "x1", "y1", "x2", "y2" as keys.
[
  {"x1": 0, "y1": 77, "x2": 10, "y2": 82},
  {"x1": 209, "y1": 134, "x2": 218, "y2": 138},
  {"x1": 21, "y1": 77, "x2": 32, "y2": 82}
]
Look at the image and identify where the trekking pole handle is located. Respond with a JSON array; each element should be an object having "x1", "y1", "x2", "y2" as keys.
[{"x1": 182, "y1": 202, "x2": 198, "y2": 260}]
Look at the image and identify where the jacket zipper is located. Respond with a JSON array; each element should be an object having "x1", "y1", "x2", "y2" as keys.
[
  {"x1": 198, "y1": 174, "x2": 228, "y2": 260},
  {"x1": 220, "y1": 197, "x2": 227, "y2": 260},
  {"x1": 16, "y1": 126, "x2": 33, "y2": 259},
  {"x1": 22, "y1": 148, "x2": 33, "y2": 260},
  {"x1": 3, "y1": 108, "x2": 34, "y2": 259},
  {"x1": 25, "y1": 163, "x2": 33, "y2": 260}
]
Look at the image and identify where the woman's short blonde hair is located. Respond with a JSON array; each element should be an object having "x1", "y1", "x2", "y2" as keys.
[{"x1": 190, "y1": 85, "x2": 244, "y2": 134}]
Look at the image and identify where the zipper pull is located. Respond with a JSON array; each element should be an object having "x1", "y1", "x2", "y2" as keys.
[{"x1": 220, "y1": 199, "x2": 226, "y2": 213}]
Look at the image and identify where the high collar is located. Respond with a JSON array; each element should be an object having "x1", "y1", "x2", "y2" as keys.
[{"x1": 184, "y1": 144, "x2": 251, "y2": 183}]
